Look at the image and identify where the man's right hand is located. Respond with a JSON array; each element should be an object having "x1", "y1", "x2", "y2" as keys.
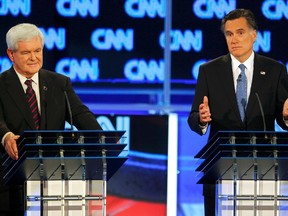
[
  {"x1": 199, "y1": 96, "x2": 212, "y2": 126},
  {"x1": 4, "y1": 134, "x2": 20, "y2": 160}
]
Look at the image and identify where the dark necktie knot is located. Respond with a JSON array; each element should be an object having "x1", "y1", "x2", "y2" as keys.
[{"x1": 25, "y1": 79, "x2": 33, "y2": 88}]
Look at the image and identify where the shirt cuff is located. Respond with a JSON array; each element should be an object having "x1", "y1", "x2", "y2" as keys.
[
  {"x1": 284, "y1": 118, "x2": 288, "y2": 126},
  {"x1": 2, "y1": 132, "x2": 14, "y2": 146},
  {"x1": 199, "y1": 123, "x2": 208, "y2": 134}
]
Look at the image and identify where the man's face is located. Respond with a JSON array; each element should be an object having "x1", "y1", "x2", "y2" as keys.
[
  {"x1": 7, "y1": 36, "x2": 43, "y2": 78},
  {"x1": 224, "y1": 17, "x2": 257, "y2": 63}
]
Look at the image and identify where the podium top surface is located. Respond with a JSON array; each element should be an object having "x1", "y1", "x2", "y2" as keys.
[
  {"x1": 17, "y1": 130, "x2": 126, "y2": 145},
  {"x1": 195, "y1": 131, "x2": 288, "y2": 183},
  {"x1": 195, "y1": 131, "x2": 288, "y2": 159},
  {"x1": 2, "y1": 130, "x2": 128, "y2": 184}
]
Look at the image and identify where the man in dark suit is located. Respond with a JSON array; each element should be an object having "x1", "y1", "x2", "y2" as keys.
[
  {"x1": 0, "y1": 23, "x2": 102, "y2": 215},
  {"x1": 187, "y1": 9, "x2": 288, "y2": 216}
]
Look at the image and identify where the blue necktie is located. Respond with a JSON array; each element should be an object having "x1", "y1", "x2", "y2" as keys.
[{"x1": 236, "y1": 64, "x2": 247, "y2": 121}]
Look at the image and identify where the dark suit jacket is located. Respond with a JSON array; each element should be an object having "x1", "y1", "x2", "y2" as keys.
[
  {"x1": 0, "y1": 66, "x2": 102, "y2": 152},
  {"x1": 188, "y1": 53, "x2": 288, "y2": 202},
  {"x1": 188, "y1": 53, "x2": 288, "y2": 141}
]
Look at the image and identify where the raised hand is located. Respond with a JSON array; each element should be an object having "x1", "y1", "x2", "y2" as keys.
[{"x1": 199, "y1": 96, "x2": 212, "y2": 125}]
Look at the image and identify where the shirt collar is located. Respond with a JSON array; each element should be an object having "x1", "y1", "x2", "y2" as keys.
[
  {"x1": 14, "y1": 67, "x2": 39, "y2": 86},
  {"x1": 230, "y1": 52, "x2": 255, "y2": 73}
]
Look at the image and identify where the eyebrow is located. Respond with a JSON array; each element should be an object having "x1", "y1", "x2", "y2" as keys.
[{"x1": 225, "y1": 28, "x2": 246, "y2": 34}]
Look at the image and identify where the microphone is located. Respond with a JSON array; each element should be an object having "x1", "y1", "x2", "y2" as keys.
[
  {"x1": 64, "y1": 91, "x2": 75, "y2": 138},
  {"x1": 237, "y1": 74, "x2": 242, "y2": 82},
  {"x1": 255, "y1": 92, "x2": 267, "y2": 138},
  {"x1": 241, "y1": 98, "x2": 246, "y2": 109},
  {"x1": 41, "y1": 82, "x2": 48, "y2": 129},
  {"x1": 241, "y1": 98, "x2": 247, "y2": 129}
]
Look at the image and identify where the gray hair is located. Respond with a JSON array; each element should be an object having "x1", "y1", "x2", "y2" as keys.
[{"x1": 6, "y1": 23, "x2": 44, "y2": 51}]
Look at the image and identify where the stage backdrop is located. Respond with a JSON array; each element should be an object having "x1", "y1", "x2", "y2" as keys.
[{"x1": 0, "y1": 0, "x2": 287, "y2": 107}]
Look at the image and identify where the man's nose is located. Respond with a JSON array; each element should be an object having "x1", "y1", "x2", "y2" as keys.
[{"x1": 29, "y1": 52, "x2": 36, "y2": 60}]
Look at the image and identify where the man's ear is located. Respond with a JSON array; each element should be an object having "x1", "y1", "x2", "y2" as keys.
[
  {"x1": 6, "y1": 49, "x2": 14, "y2": 62},
  {"x1": 252, "y1": 30, "x2": 257, "y2": 43}
]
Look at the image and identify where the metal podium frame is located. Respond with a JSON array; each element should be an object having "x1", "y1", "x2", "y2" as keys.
[
  {"x1": 195, "y1": 131, "x2": 288, "y2": 216},
  {"x1": 2, "y1": 130, "x2": 128, "y2": 216}
]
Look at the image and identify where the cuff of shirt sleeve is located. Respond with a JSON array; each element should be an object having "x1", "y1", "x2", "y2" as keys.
[
  {"x1": 199, "y1": 123, "x2": 208, "y2": 134},
  {"x1": 2, "y1": 132, "x2": 14, "y2": 147},
  {"x1": 284, "y1": 118, "x2": 288, "y2": 126}
]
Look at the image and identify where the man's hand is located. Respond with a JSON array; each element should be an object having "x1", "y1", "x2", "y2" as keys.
[
  {"x1": 199, "y1": 96, "x2": 212, "y2": 126},
  {"x1": 283, "y1": 98, "x2": 288, "y2": 121},
  {"x1": 4, "y1": 134, "x2": 20, "y2": 160}
]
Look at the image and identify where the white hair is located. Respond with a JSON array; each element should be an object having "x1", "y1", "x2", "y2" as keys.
[{"x1": 6, "y1": 23, "x2": 44, "y2": 51}]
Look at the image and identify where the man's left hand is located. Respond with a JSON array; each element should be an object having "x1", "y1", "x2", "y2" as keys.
[{"x1": 283, "y1": 98, "x2": 288, "y2": 120}]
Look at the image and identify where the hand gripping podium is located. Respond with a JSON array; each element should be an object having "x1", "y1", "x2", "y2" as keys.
[
  {"x1": 195, "y1": 131, "x2": 288, "y2": 216},
  {"x1": 2, "y1": 130, "x2": 128, "y2": 216}
]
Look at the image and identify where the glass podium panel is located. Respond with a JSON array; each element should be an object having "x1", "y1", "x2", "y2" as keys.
[
  {"x1": 26, "y1": 180, "x2": 105, "y2": 216},
  {"x1": 217, "y1": 179, "x2": 288, "y2": 215}
]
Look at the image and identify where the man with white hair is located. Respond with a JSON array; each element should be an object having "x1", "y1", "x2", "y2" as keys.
[{"x1": 0, "y1": 23, "x2": 102, "y2": 215}]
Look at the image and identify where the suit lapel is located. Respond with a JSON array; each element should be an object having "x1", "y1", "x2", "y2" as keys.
[
  {"x1": 5, "y1": 68, "x2": 36, "y2": 129},
  {"x1": 39, "y1": 70, "x2": 54, "y2": 130},
  {"x1": 246, "y1": 54, "x2": 265, "y2": 117},
  {"x1": 39, "y1": 71, "x2": 47, "y2": 129}
]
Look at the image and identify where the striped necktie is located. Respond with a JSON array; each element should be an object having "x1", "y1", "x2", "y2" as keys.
[
  {"x1": 236, "y1": 64, "x2": 247, "y2": 122},
  {"x1": 25, "y1": 79, "x2": 40, "y2": 129}
]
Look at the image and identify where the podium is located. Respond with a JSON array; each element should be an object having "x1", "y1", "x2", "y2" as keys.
[
  {"x1": 195, "y1": 131, "x2": 288, "y2": 216},
  {"x1": 2, "y1": 130, "x2": 128, "y2": 216}
]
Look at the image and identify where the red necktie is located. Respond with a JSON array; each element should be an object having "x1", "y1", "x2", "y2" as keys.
[{"x1": 25, "y1": 79, "x2": 40, "y2": 129}]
